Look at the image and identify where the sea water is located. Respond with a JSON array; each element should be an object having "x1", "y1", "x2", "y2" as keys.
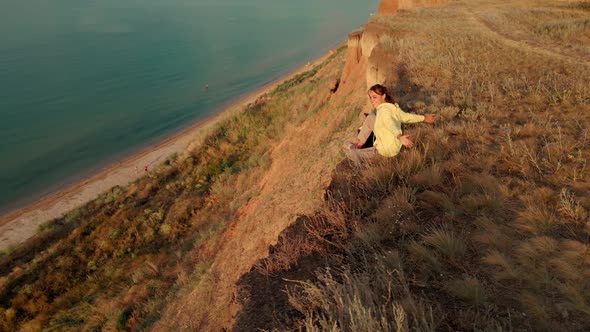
[{"x1": 0, "y1": 0, "x2": 379, "y2": 213}]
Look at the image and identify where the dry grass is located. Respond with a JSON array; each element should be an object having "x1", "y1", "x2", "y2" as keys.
[
  {"x1": 286, "y1": 260, "x2": 440, "y2": 332},
  {"x1": 475, "y1": 0, "x2": 590, "y2": 59},
  {"x1": 276, "y1": 0, "x2": 590, "y2": 330}
]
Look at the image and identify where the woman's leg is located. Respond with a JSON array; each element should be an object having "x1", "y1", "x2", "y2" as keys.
[{"x1": 344, "y1": 146, "x2": 377, "y2": 162}]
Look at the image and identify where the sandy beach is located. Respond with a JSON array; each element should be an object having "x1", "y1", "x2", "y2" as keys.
[{"x1": 0, "y1": 48, "x2": 337, "y2": 251}]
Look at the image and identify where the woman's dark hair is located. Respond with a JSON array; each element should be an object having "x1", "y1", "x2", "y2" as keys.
[{"x1": 368, "y1": 84, "x2": 394, "y2": 103}]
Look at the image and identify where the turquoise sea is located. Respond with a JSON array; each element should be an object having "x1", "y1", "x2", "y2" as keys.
[{"x1": 0, "y1": 0, "x2": 378, "y2": 213}]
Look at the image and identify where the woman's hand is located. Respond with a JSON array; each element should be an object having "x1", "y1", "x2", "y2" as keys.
[
  {"x1": 423, "y1": 114, "x2": 436, "y2": 123},
  {"x1": 398, "y1": 134, "x2": 414, "y2": 148}
]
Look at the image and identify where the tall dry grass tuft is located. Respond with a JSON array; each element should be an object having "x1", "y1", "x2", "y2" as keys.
[
  {"x1": 515, "y1": 189, "x2": 559, "y2": 235},
  {"x1": 443, "y1": 277, "x2": 487, "y2": 306},
  {"x1": 471, "y1": 216, "x2": 513, "y2": 250},
  {"x1": 372, "y1": 185, "x2": 416, "y2": 223},
  {"x1": 410, "y1": 164, "x2": 443, "y2": 189},
  {"x1": 416, "y1": 190, "x2": 457, "y2": 220},
  {"x1": 483, "y1": 250, "x2": 520, "y2": 281},
  {"x1": 422, "y1": 227, "x2": 467, "y2": 262},
  {"x1": 287, "y1": 259, "x2": 439, "y2": 332},
  {"x1": 558, "y1": 188, "x2": 588, "y2": 221}
]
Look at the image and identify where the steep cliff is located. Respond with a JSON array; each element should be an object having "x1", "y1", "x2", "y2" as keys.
[
  {"x1": 342, "y1": 0, "x2": 449, "y2": 94},
  {"x1": 378, "y1": 0, "x2": 448, "y2": 15}
]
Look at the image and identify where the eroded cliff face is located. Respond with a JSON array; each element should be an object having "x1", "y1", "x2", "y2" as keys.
[
  {"x1": 363, "y1": 24, "x2": 393, "y2": 88},
  {"x1": 338, "y1": 22, "x2": 393, "y2": 100},
  {"x1": 340, "y1": 0, "x2": 448, "y2": 94},
  {"x1": 339, "y1": 29, "x2": 368, "y2": 101},
  {"x1": 378, "y1": 0, "x2": 448, "y2": 15}
]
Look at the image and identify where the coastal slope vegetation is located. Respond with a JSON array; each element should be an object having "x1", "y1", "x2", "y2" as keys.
[
  {"x1": 0, "y1": 45, "x2": 364, "y2": 330},
  {"x1": 1, "y1": 0, "x2": 590, "y2": 331},
  {"x1": 234, "y1": 0, "x2": 590, "y2": 330}
]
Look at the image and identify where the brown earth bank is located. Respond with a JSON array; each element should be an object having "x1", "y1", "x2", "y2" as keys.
[{"x1": 378, "y1": 0, "x2": 449, "y2": 15}]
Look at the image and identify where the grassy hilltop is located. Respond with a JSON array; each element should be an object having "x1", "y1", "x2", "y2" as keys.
[{"x1": 1, "y1": 0, "x2": 590, "y2": 330}]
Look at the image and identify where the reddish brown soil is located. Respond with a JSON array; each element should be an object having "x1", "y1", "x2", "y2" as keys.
[{"x1": 378, "y1": 0, "x2": 400, "y2": 15}]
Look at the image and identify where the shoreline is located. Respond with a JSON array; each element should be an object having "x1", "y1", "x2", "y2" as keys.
[{"x1": 0, "y1": 46, "x2": 339, "y2": 251}]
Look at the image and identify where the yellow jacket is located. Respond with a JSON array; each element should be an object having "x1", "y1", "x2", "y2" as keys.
[{"x1": 374, "y1": 103, "x2": 424, "y2": 157}]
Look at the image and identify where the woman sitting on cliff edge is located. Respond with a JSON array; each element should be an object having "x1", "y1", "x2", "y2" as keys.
[{"x1": 346, "y1": 84, "x2": 436, "y2": 160}]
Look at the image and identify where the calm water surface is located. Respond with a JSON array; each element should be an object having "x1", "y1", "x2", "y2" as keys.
[{"x1": 0, "y1": 0, "x2": 378, "y2": 212}]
